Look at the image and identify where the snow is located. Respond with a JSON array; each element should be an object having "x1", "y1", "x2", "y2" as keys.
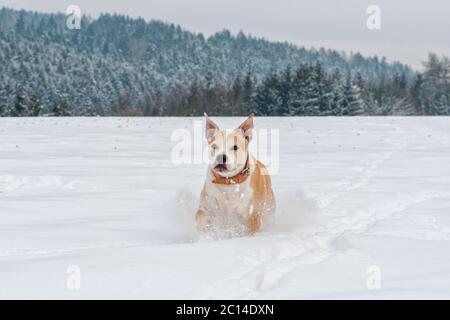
[{"x1": 1, "y1": 116, "x2": 450, "y2": 299}]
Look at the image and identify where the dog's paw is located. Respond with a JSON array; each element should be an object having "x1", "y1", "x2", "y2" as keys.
[
  {"x1": 196, "y1": 209, "x2": 211, "y2": 232},
  {"x1": 244, "y1": 213, "x2": 262, "y2": 236}
]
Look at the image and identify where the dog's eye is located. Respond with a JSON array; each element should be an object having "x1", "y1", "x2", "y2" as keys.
[
  {"x1": 233, "y1": 145, "x2": 239, "y2": 151},
  {"x1": 211, "y1": 144, "x2": 218, "y2": 150}
]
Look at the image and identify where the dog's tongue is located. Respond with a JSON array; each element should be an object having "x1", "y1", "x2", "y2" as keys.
[{"x1": 215, "y1": 164, "x2": 227, "y2": 172}]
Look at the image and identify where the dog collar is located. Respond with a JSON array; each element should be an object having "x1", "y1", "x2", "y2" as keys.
[{"x1": 212, "y1": 158, "x2": 250, "y2": 185}]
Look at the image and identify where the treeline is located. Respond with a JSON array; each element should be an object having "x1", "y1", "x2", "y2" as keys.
[
  {"x1": 0, "y1": 7, "x2": 419, "y2": 117},
  {"x1": 3, "y1": 53, "x2": 448, "y2": 117},
  {"x1": 0, "y1": 90, "x2": 71, "y2": 117},
  {"x1": 138, "y1": 53, "x2": 449, "y2": 117},
  {"x1": 152, "y1": 64, "x2": 364, "y2": 117}
]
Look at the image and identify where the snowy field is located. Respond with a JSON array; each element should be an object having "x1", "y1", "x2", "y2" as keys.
[{"x1": 1, "y1": 116, "x2": 450, "y2": 299}]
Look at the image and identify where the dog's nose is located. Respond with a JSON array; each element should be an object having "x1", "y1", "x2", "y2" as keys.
[{"x1": 216, "y1": 154, "x2": 227, "y2": 164}]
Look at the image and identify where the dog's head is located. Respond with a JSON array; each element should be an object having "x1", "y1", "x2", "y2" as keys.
[{"x1": 204, "y1": 113, "x2": 253, "y2": 178}]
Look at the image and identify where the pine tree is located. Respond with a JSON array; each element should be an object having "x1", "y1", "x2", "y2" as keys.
[
  {"x1": 56, "y1": 60, "x2": 65, "y2": 75},
  {"x1": 278, "y1": 66, "x2": 292, "y2": 116},
  {"x1": 242, "y1": 71, "x2": 255, "y2": 114},
  {"x1": 422, "y1": 53, "x2": 450, "y2": 115},
  {"x1": 230, "y1": 75, "x2": 243, "y2": 116},
  {"x1": 28, "y1": 93, "x2": 44, "y2": 116},
  {"x1": 143, "y1": 89, "x2": 162, "y2": 116},
  {"x1": 186, "y1": 77, "x2": 201, "y2": 116},
  {"x1": 303, "y1": 64, "x2": 321, "y2": 116},
  {"x1": 313, "y1": 63, "x2": 333, "y2": 116},
  {"x1": 354, "y1": 72, "x2": 374, "y2": 115},
  {"x1": 435, "y1": 94, "x2": 450, "y2": 115},
  {"x1": 340, "y1": 76, "x2": 362, "y2": 116},
  {"x1": 331, "y1": 70, "x2": 346, "y2": 116},
  {"x1": 14, "y1": 10, "x2": 27, "y2": 34},
  {"x1": 289, "y1": 64, "x2": 309, "y2": 116},
  {"x1": 52, "y1": 98, "x2": 70, "y2": 116},
  {"x1": 355, "y1": 72, "x2": 365, "y2": 91},
  {"x1": 410, "y1": 74, "x2": 424, "y2": 115},
  {"x1": 253, "y1": 73, "x2": 281, "y2": 116},
  {"x1": 0, "y1": 85, "x2": 6, "y2": 116},
  {"x1": 11, "y1": 93, "x2": 28, "y2": 117}
]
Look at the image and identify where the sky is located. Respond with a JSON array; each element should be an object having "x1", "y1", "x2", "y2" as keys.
[{"x1": 1, "y1": 0, "x2": 449, "y2": 70}]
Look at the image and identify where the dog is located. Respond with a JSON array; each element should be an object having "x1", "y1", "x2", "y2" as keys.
[{"x1": 196, "y1": 113, "x2": 275, "y2": 236}]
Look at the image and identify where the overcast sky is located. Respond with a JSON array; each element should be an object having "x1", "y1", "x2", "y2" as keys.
[{"x1": 1, "y1": 0, "x2": 449, "y2": 70}]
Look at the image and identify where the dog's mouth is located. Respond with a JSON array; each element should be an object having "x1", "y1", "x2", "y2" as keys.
[{"x1": 213, "y1": 163, "x2": 229, "y2": 172}]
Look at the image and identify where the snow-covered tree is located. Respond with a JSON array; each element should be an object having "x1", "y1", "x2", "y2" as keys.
[
  {"x1": 28, "y1": 93, "x2": 44, "y2": 116},
  {"x1": 253, "y1": 73, "x2": 281, "y2": 116},
  {"x1": 0, "y1": 85, "x2": 6, "y2": 116},
  {"x1": 51, "y1": 98, "x2": 71, "y2": 116},
  {"x1": 421, "y1": 53, "x2": 450, "y2": 115},
  {"x1": 340, "y1": 76, "x2": 363, "y2": 116},
  {"x1": 11, "y1": 93, "x2": 28, "y2": 117}
]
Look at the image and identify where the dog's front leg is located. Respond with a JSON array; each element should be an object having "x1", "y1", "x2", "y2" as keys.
[
  {"x1": 196, "y1": 209, "x2": 211, "y2": 232},
  {"x1": 244, "y1": 212, "x2": 262, "y2": 235}
]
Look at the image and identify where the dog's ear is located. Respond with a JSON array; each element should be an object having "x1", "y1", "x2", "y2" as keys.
[
  {"x1": 238, "y1": 114, "x2": 254, "y2": 142},
  {"x1": 204, "y1": 113, "x2": 219, "y2": 141}
]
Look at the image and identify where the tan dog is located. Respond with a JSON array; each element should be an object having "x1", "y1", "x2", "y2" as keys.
[{"x1": 196, "y1": 113, "x2": 275, "y2": 236}]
